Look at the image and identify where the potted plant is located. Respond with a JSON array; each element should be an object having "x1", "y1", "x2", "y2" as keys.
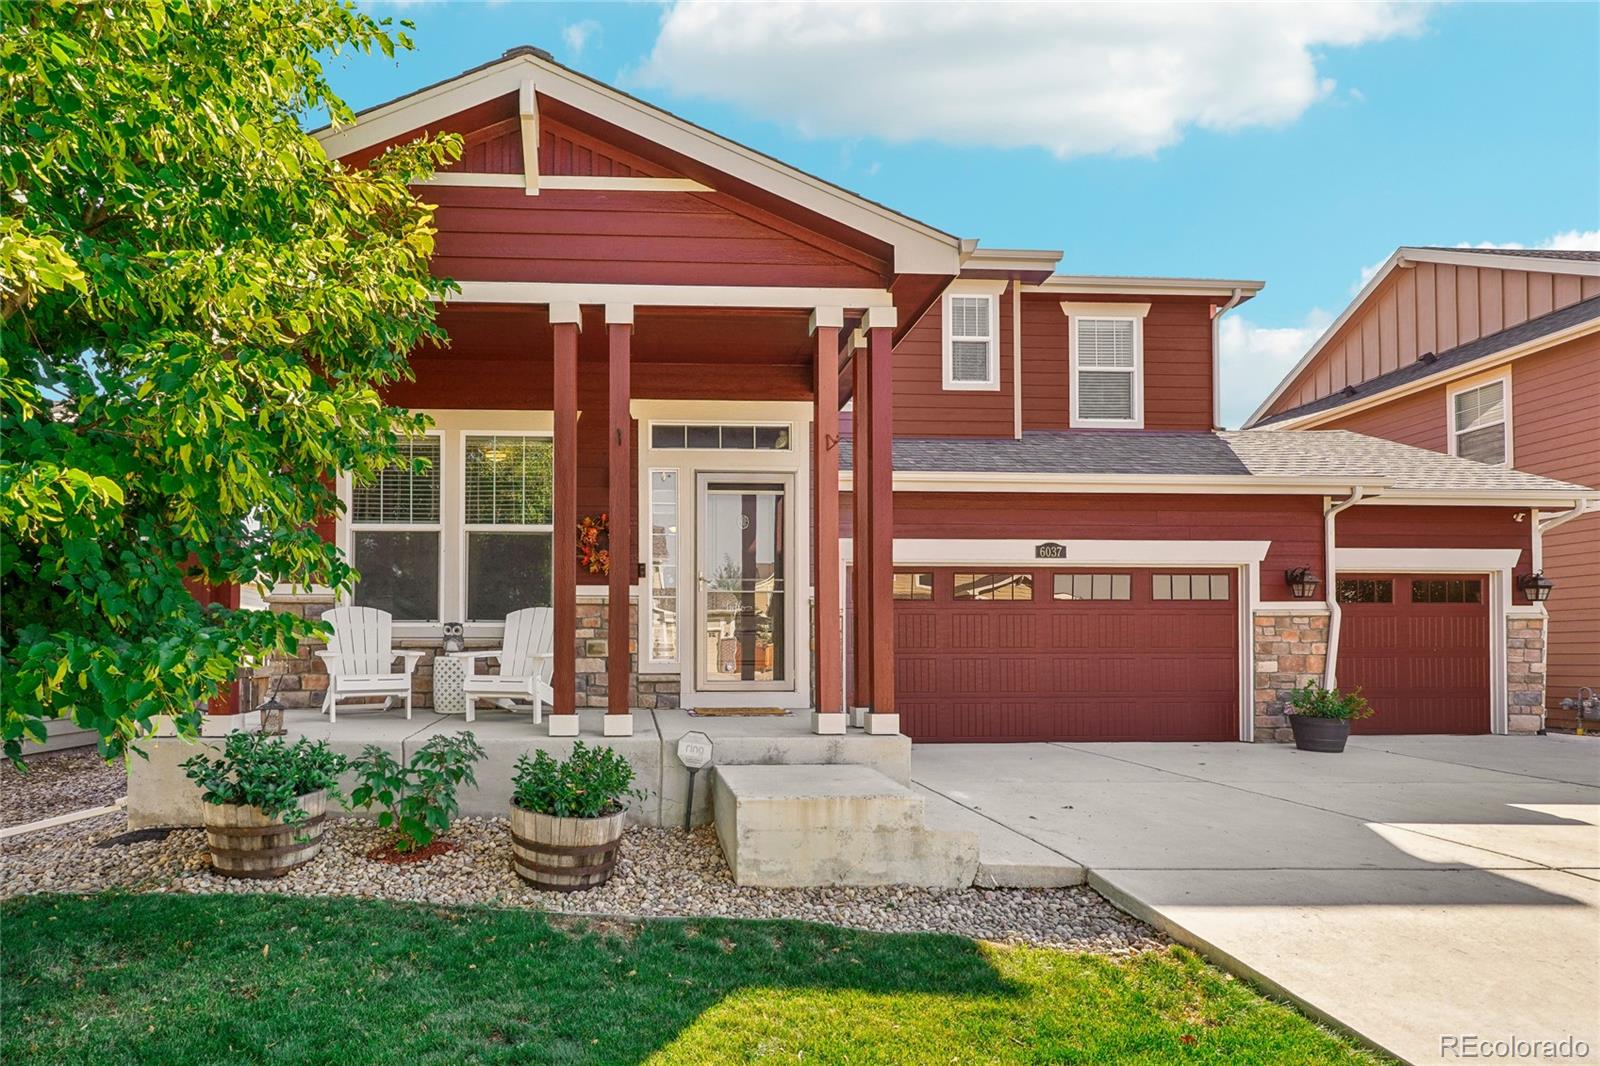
[
  {"x1": 348, "y1": 732, "x2": 485, "y2": 861},
  {"x1": 182, "y1": 733, "x2": 347, "y2": 878},
  {"x1": 509, "y1": 742, "x2": 643, "y2": 891},
  {"x1": 1286, "y1": 681, "x2": 1374, "y2": 753}
]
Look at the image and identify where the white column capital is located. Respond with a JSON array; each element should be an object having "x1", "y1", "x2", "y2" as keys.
[
  {"x1": 861, "y1": 306, "x2": 898, "y2": 331},
  {"x1": 809, "y1": 306, "x2": 844, "y2": 333},
  {"x1": 849, "y1": 329, "x2": 866, "y2": 351},
  {"x1": 604, "y1": 304, "x2": 634, "y2": 326},
  {"x1": 549, "y1": 301, "x2": 582, "y2": 328}
]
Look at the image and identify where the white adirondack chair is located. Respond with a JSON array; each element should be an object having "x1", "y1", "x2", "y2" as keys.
[
  {"x1": 316, "y1": 606, "x2": 424, "y2": 723},
  {"x1": 453, "y1": 607, "x2": 554, "y2": 724}
]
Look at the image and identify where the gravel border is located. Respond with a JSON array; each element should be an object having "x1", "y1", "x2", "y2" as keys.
[
  {"x1": 1, "y1": 813, "x2": 1165, "y2": 955},
  {"x1": 0, "y1": 748, "x2": 127, "y2": 828}
]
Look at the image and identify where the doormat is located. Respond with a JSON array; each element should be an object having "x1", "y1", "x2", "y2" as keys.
[{"x1": 689, "y1": 707, "x2": 788, "y2": 717}]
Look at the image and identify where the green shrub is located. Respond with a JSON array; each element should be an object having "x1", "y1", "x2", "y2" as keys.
[
  {"x1": 348, "y1": 732, "x2": 485, "y2": 853},
  {"x1": 1288, "y1": 681, "x2": 1374, "y2": 721},
  {"x1": 181, "y1": 733, "x2": 346, "y2": 826},
  {"x1": 512, "y1": 742, "x2": 643, "y2": 819}
]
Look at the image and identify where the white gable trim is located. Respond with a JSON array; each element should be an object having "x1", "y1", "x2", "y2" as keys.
[{"x1": 317, "y1": 53, "x2": 961, "y2": 275}]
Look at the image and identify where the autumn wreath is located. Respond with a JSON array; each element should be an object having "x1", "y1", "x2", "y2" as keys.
[{"x1": 578, "y1": 513, "x2": 610, "y2": 576}]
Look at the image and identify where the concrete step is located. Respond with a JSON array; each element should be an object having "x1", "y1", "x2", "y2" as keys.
[
  {"x1": 915, "y1": 784, "x2": 1086, "y2": 888},
  {"x1": 713, "y1": 764, "x2": 978, "y2": 889}
]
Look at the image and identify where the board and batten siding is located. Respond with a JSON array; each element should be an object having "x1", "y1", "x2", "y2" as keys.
[{"x1": 1268, "y1": 262, "x2": 1600, "y2": 415}]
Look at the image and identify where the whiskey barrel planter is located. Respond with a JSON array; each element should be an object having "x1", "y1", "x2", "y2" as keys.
[
  {"x1": 509, "y1": 805, "x2": 625, "y2": 892},
  {"x1": 202, "y1": 791, "x2": 328, "y2": 879}
]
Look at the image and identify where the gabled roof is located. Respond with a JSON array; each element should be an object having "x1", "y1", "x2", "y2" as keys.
[
  {"x1": 1027, "y1": 275, "x2": 1264, "y2": 300},
  {"x1": 838, "y1": 429, "x2": 1598, "y2": 504},
  {"x1": 314, "y1": 46, "x2": 962, "y2": 275},
  {"x1": 1245, "y1": 245, "x2": 1600, "y2": 426},
  {"x1": 1257, "y1": 294, "x2": 1600, "y2": 427}
]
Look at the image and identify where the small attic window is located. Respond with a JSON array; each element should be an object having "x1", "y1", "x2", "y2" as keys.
[{"x1": 942, "y1": 292, "x2": 999, "y2": 390}]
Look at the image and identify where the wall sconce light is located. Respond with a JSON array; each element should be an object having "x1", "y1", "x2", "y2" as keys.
[
  {"x1": 1285, "y1": 567, "x2": 1321, "y2": 600},
  {"x1": 1519, "y1": 571, "x2": 1555, "y2": 603}
]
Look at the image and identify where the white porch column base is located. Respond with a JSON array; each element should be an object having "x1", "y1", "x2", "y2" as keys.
[
  {"x1": 810, "y1": 711, "x2": 847, "y2": 735},
  {"x1": 849, "y1": 706, "x2": 869, "y2": 729},
  {"x1": 547, "y1": 715, "x2": 580, "y2": 737},
  {"x1": 864, "y1": 713, "x2": 900, "y2": 736},
  {"x1": 603, "y1": 713, "x2": 635, "y2": 737}
]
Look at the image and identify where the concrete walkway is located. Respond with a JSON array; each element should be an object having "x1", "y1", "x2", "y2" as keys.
[{"x1": 911, "y1": 735, "x2": 1600, "y2": 1065}]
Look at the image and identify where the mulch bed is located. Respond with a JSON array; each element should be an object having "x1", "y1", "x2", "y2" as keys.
[
  {"x1": 365, "y1": 839, "x2": 462, "y2": 864},
  {"x1": 0, "y1": 747, "x2": 127, "y2": 828}
]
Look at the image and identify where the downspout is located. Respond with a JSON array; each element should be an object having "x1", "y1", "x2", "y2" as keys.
[
  {"x1": 1323, "y1": 486, "x2": 1379, "y2": 689},
  {"x1": 1212, "y1": 287, "x2": 1245, "y2": 430},
  {"x1": 1535, "y1": 499, "x2": 1596, "y2": 558}
]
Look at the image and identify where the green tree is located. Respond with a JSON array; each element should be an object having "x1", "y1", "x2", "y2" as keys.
[{"x1": 0, "y1": 1, "x2": 460, "y2": 759}]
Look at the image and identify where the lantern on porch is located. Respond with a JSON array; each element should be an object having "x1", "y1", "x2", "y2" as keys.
[
  {"x1": 257, "y1": 692, "x2": 286, "y2": 736},
  {"x1": 1285, "y1": 566, "x2": 1321, "y2": 600},
  {"x1": 1519, "y1": 571, "x2": 1555, "y2": 603}
]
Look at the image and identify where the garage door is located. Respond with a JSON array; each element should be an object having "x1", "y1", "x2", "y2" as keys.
[
  {"x1": 1337, "y1": 574, "x2": 1490, "y2": 735},
  {"x1": 893, "y1": 568, "x2": 1239, "y2": 742}
]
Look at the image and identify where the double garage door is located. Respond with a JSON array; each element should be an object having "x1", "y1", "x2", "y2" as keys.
[
  {"x1": 893, "y1": 567, "x2": 1240, "y2": 742},
  {"x1": 888, "y1": 567, "x2": 1492, "y2": 742}
]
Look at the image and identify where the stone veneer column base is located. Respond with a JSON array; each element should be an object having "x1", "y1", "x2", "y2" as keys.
[
  {"x1": 1252, "y1": 612, "x2": 1330, "y2": 743},
  {"x1": 1506, "y1": 614, "x2": 1547, "y2": 735}
]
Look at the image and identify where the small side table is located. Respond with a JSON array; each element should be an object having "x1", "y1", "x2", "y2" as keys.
[{"x1": 432, "y1": 653, "x2": 469, "y2": 716}]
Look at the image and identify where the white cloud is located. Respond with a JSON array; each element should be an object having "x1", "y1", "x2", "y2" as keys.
[
  {"x1": 1454, "y1": 229, "x2": 1600, "y2": 251},
  {"x1": 1219, "y1": 309, "x2": 1335, "y2": 428},
  {"x1": 563, "y1": 19, "x2": 601, "y2": 56},
  {"x1": 633, "y1": 2, "x2": 1429, "y2": 158}
]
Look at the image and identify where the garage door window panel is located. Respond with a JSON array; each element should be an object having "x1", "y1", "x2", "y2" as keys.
[{"x1": 954, "y1": 573, "x2": 1034, "y2": 601}]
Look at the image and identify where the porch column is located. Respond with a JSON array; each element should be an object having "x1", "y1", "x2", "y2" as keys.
[
  {"x1": 549, "y1": 302, "x2": 581, "y2": 735},
  {"x1": 850, "y1": 327, "x2": 873, "y2": 726},
  {"x1": 604, "y1": 306, "x2": 635, "y2": 736},
  {"x1": 811, "y1": 308, "x2": 846, "y2": 734},
  {"x1": 863, "y1": 308, "x2": 899, "y2": 734}
]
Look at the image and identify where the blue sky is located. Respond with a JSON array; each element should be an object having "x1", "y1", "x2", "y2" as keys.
[{"x1": 339, "y1": 2, "x2": 1600, "y2": 425}]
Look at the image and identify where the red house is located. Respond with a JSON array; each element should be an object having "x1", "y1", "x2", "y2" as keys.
[{"x1": 271, "y1": 48, "x2": 1598, "y2": 744}]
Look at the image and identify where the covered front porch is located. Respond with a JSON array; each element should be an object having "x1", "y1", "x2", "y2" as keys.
[{"x1": 263, "y1": 291, "x2": 908, "y2": 739}]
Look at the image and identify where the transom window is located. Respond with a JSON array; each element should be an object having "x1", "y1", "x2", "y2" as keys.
[
  {"x1": 649, "y1": 423, "x2": 790, "y2": 450},
  {"x1": 893, "y1": 572, "x2": 934, "y2": 600},
  {"x1": 350, "y1": 436, "x2": 441, "y2": 622},
  {"x1": 1412, "y1": 578, "x2": 1482, "y2": 604},
  {"x1": 1451, "y1": 379, "x2": 1508, "y2": 465},
  {"x1": 1071, "y1": 316, "x2": 1142, "y2": 426},
  {"x1": 1153, "y1": 573, "x2": 1230, "y2": 601},
  {"x1": 953, "y1": 572, "x2": 1034, "y2": 601},
  {"x1": 1337, "y1": 578, "x2": 1393, "y2": 604},
  {"x1": 942, "y1": 292, "x2": 999, "y2": 390},
  {"x1": 1053, "y1": 573, "x2": 1131, "y2": 601}
]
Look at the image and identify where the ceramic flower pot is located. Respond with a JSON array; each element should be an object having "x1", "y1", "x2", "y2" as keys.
[{"x1": 1288, "y1": 714, "x2": 1351, "y2": 753}]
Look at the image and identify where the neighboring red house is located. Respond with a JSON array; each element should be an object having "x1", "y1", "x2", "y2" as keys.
[
  {"x1": 265, "y1": 48, "x2": 1598, "y2": 744},
  {"x1": 1248, "y1": 248, "x2": 1600, "y2": 730}
]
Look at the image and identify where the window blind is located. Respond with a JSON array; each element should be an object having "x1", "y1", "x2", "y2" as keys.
[
  {"x1": 350, "y1": 437, "x2": 440, "y2": 525},
  {"x1": 464, "y1": 435, "x2": 553, "y2": 526},
  {"x1": 947, "y1": 295, "x2": 993, "y2": 384}
]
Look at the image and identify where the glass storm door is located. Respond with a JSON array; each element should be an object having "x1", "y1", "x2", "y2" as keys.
[{"x1": 698, "y1": 478, "x2": 788, "y2": 688}]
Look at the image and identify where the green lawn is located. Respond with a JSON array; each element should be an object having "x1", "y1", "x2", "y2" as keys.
[{"x1": 2, "y1": 893, "x2": 1380, "y2": 1065}]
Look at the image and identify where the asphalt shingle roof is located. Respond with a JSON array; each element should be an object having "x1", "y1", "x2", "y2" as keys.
[
  {"x1": 1255, "y1": 295, "x2": 1600, "y2": 427},
  {"x1": 838, "y1": 429, "x2": 1596, "y2": 498},
  {"x1": 1415, "y1": 247, "x2": 1600, "y2": 263}
]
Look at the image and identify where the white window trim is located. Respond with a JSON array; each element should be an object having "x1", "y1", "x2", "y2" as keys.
[
  {"x1": 458, "y1": 429, "x2": 555, "y2": 625},
  {"x1": 343, "y1": 430, "x2": 446, "y2": 627},
  {"x1": 1068, "y1": 310, "x2": 1146, "y2": 429},
  {"x1": 942, "y1": 284, "x2": 1004, "y2": 392},
  {"x1": 645, "y1": 419, "x2": 795, "y2": 451},
  {"x1": 1446, "y1": 370, "x2": 1513, "y2": 468}
]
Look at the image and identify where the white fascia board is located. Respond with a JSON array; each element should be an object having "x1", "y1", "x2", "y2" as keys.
[
  {"x1": 1260, "y1": 316, "x2": 1600, "y2": 429},
  {"x1": 839, "y1": 537, "x2": 1271, "y2": 567},
  {"x1": 418, "y1": 174, "x2": 714, "y2": 192},
  {"x1": 962, "y1": 246, "x2": 1064, "y2": 272},
  {"x1": 317, "y1": 54, "x2": 961, "y2": 276},
  {"x1": 449, "y1": 280, "x2": 894, "y2": 310},
  {"x1": 1335, "y1": 547, "x2": 1523, "y2": 572},
  {"x1": 1026, "y1": 275, "x2": 1266, "y2": 298},
  {"x1": 1366, "y1": 489, "x2": 1600, "y2": 507},
  {"x1": 837, "y1": 470, "x2": 1378, "y2": 494}
]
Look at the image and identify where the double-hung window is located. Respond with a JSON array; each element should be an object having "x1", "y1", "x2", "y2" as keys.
[
  {"x1": 942, "y1": 291, "x2": 1000, "y2": 390},
  {"x1": 1069, "y1": 312, "x2": 1144, "y2": 427},
  {"x1": 463, "y1": 433, "x2": 554, "y2": 622},
  {"x1": 1449, "y1": 376, "x2": 1510, "y2": 466},
  {"x1": 350, "y1": 436, "x2": 442, "y2": 621}
]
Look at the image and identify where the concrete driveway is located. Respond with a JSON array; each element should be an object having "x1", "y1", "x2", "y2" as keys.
[{"x1": 911, "y1": 735, "x2": 1600, "y2": 1065}]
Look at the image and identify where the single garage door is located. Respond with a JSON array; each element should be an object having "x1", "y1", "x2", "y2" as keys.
[
  {"x1": 1337, "y1": 574, "x2": 1491, "y2": 735},
  {"x1": 893, "y1": 568, "x2": 1239, "y2": 742}
]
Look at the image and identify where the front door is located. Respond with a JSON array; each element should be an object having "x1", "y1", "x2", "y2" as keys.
[{"x1": 697, "y1": 477, "x2": 790, "y2": 690}]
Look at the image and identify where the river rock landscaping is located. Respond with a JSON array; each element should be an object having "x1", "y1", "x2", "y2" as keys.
[
  {"x1": 0, "y1": 748, "x2": 127, "y2": 827},
  {"x1": 1, "y1": 811, "x2": 1163, "y2": 954}
]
